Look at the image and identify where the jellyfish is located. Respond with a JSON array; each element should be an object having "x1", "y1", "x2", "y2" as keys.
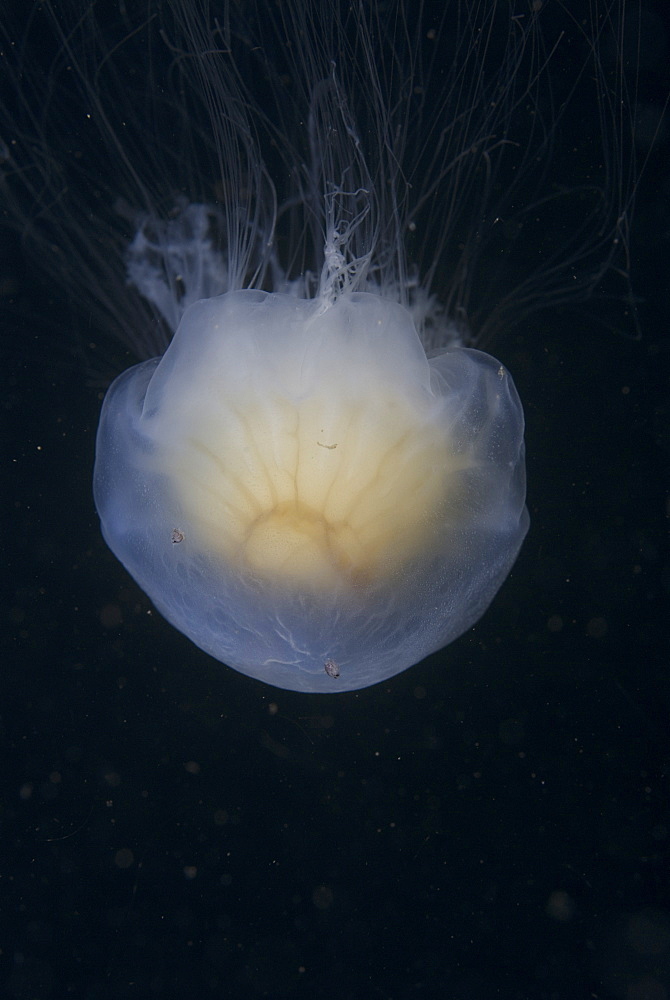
[{"x1": 0, "y1": 1, "x2": 636, "y2": 691}]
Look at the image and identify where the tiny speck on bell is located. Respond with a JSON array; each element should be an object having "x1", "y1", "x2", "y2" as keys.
[
  {"x1": 171, "y1": 528, "x2": 185, "y2": 544},
  {"x1": 324, "y1": 658, "x2": 340, "y2": 679}
]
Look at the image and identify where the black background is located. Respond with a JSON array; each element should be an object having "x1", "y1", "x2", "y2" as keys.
[{"x1": 2, "y1": 2, "x2": 669, "y2": 998}]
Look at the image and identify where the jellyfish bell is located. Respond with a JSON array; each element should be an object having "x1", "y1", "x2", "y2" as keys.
[
  {"x1": 93, "y1": 284, "x2": 528, "y2": 691},
  {"x1": 1, "y1": 1, "x2": 639, "y2": 691}
]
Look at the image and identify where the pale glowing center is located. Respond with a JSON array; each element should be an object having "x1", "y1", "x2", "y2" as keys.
[
  {"x1": 143, "y1": 292, "x2": 462, "y2": 593},
  {"x1": 170, "y1": 380, "x2": 452, "y2": 591}
]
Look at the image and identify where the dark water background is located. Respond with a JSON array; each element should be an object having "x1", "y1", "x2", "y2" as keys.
[{"x1": 2, "y1": 2, "x2": 669, "y2": 997}]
